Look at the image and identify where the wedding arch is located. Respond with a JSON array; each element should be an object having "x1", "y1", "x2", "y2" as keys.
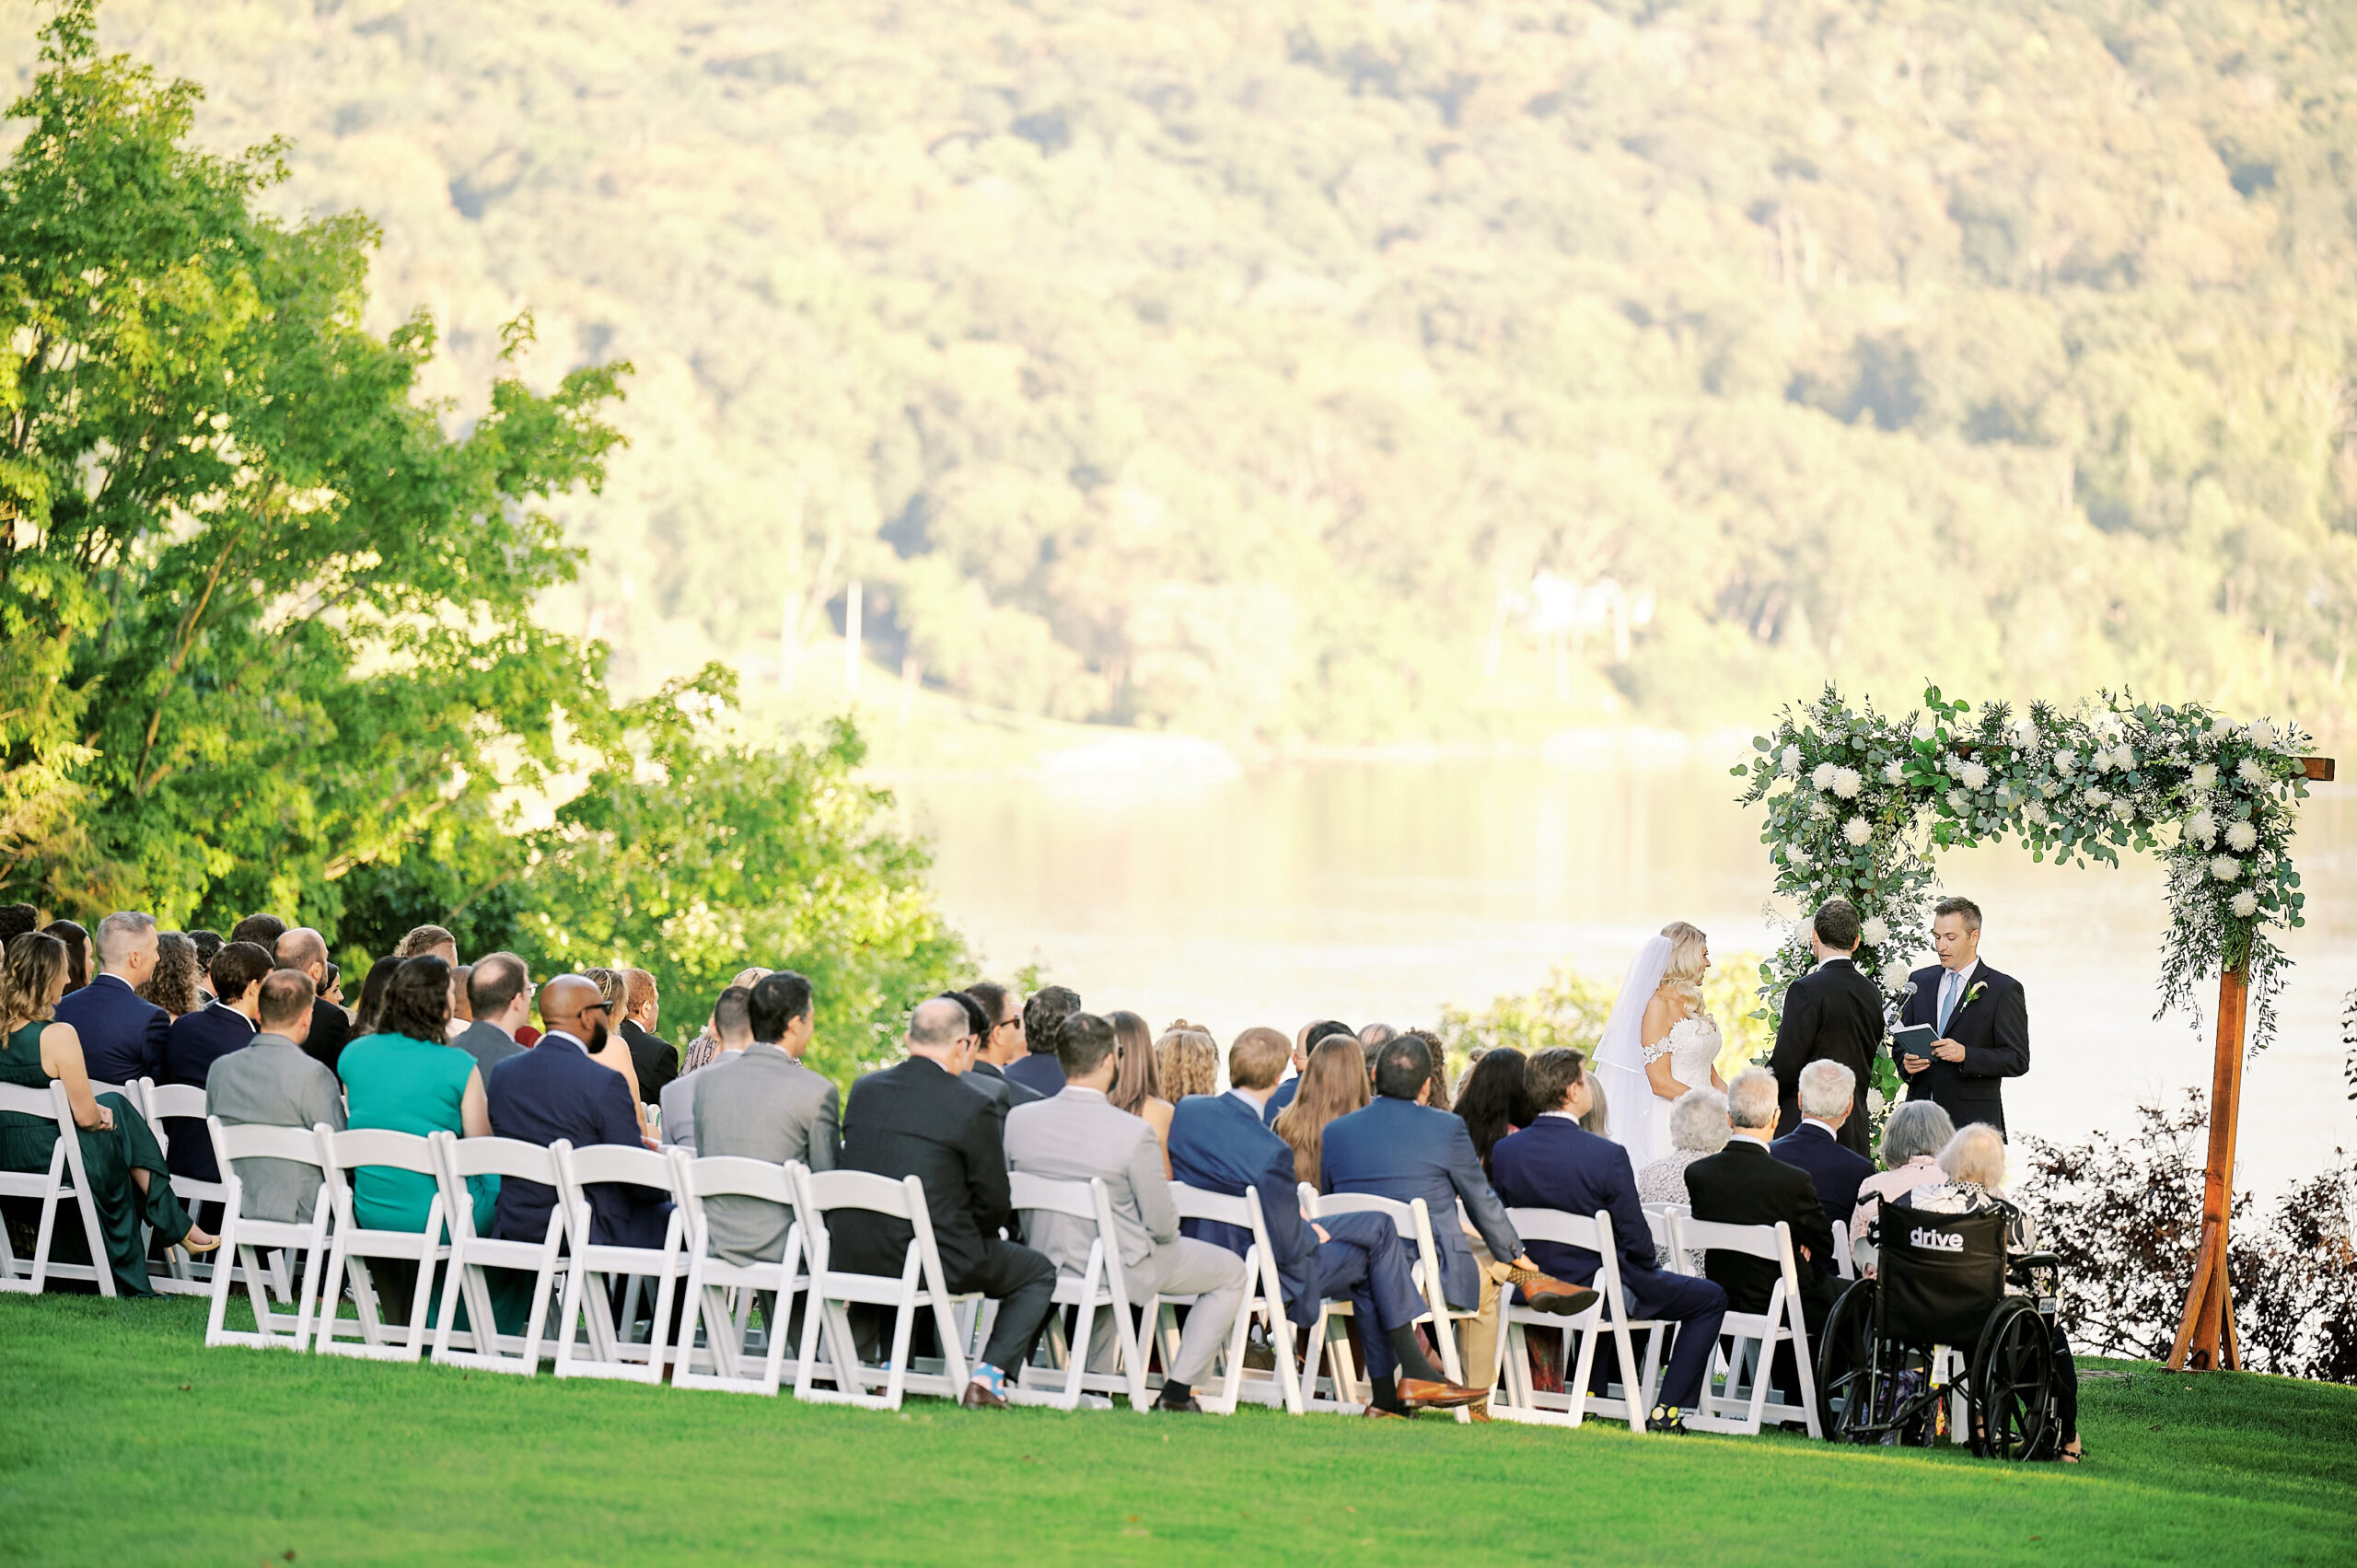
[{"x1": 1735, "y1": 684, "x2": 2335, "y2": 1372}]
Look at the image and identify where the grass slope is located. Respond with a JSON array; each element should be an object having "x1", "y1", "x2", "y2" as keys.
[{"x1": 2, "y1": 1295, "x2": 2352, "y2": 1565}]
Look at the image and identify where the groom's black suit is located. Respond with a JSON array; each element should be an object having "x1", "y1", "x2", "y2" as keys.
[
  {"x1": 1769, "y1": 957, "x2": 1884, "y2": 1157},
  {"x1": 1898, "y1": 960, "x2": 2029, "y2": 1136}
]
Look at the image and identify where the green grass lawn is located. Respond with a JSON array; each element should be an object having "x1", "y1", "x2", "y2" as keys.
[{"x1": 2, "y1": 1294, "x2": 2351, "y2": 1566}]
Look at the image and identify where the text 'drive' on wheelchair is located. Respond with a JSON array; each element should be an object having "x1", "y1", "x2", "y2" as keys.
[{"x1": 1813, "y1": 1206, "x2": 2065, "y2": 1460}]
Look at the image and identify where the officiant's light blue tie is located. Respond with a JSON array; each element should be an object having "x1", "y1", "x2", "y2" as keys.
[{"x1": 1937, "y1": 970, "x2": 1960, "y2": 1034}]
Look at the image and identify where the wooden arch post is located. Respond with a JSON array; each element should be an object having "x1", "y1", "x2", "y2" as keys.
[{"x1": 2167, "y1": 754, "x2": 2336, "y2": 1373}]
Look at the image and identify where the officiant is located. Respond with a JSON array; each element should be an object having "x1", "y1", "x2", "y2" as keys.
[
  {"x1": 1769, "y1": 898, "x2": 1882, "y2": 1156},
  {"x1": 1898, "y1": 896, "x2": 2029, "y2": 1136}
]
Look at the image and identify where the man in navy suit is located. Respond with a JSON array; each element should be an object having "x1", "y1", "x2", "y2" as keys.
[
  {"x1": 1898, "y1": 896, "x2": 2029, "y2": 1136},
  {"x1": 1261, "y1": 1018, "x2": 1352, "y2": 1126},
  {"x1": 159, "y1": 941, "x2": 273, "y2": 1184},
  {"x1": 1165, "y1": 1027, "x2": 1490, "y2": 1415},
  {"x1": 53, "y1": 911, "x2": 170, "y2": 1086},
  {"x1": 1771, "y1": 1060, "x2": 1875, "y2": 1234},
  {"x1": 1321, "y1": 1033, "x2": 1596, "y2": 1400},
  {"x1": 486, "y1": 974, "x2": 667, "y2": 1250},
  {"x1": 1491, "y1": 1047, "x2": 1727, "y2": 1432}
]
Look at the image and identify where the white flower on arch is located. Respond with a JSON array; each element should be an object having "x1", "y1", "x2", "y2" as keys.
[
  {"x1": 2224, "y1": 819, "x2": 2258, "y2": 853},
  {"x1": 2210, "y1": 854, "x2": 2242, "y2": 882},
  {"x1": 1841, "y1": 817, "x2": 1874, "y2": 846}
]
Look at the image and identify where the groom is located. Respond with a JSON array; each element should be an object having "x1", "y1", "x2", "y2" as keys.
[
  {"x1": 1898, "y1": 896, "x2": 2029, "y2": 1136},
  {"x1": 1769, "y1": 898, "x2": 1883, "y2": 1157}
]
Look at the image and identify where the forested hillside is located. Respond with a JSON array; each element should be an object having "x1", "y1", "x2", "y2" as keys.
[{"x1": 18, "y1": 0, "x2": 2357, "y2": 740}]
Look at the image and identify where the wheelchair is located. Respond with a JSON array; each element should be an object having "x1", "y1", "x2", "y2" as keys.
[{"x1": 1814, "y1": 1204, "x2": 2065, "y2": 1460}]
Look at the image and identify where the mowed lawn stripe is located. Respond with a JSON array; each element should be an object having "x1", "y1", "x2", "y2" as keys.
[{"x1": 3, "y1": 1295, "x2": 2351, "y2": 1565}]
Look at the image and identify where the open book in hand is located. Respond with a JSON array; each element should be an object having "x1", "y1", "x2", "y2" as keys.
[{"x1": 1890, "y1": 1023, "x2": 1936, "y2": 1061}]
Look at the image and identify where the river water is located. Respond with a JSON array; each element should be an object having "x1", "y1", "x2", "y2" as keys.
[{"x1": 885, "y1": 739, "x2": 2356, "y2": 1198}]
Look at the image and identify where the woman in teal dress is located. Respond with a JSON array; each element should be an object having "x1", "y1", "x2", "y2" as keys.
[
  {"x1": 0, "y1": 932, "x2": 218, "y2": 1295},
  {"x1": 336, "y1": 955, "x2": 497, "y2": 1326}
]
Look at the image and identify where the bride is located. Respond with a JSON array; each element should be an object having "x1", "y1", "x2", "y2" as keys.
[{"x1": 1591, "y1": 922, "x2": 1728, "y2": 1172}]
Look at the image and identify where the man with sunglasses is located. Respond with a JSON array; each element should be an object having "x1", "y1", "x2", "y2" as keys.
[
  {"x1": 959, "y1": 983, "x2": 1041, "y2": 1109},
  {"x1": 485, "y1": 973, "x2": 668, "y2": 1251}
]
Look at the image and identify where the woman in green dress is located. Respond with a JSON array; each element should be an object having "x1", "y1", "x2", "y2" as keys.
[
  {"x1": 335, "y1": 954, "x2": 497, "y2": 1325},
  {"x1": 0, "y1": 931, "x2": 218, "y2": 1295}
]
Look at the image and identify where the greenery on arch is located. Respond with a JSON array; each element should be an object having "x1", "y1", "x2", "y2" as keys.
[{"x1": 1735, "y1": 685, "x2": 2316, "y2": 1101}]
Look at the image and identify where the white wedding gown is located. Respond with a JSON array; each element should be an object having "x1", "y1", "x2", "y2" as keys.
[{"x1": 1623, "y1": 1012, "x2": 1722, "y2": 1173}]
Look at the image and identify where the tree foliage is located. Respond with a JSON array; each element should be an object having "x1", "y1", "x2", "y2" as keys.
[{"x1": 30, "y1": 0, "x2": 2357, "y2": 741}]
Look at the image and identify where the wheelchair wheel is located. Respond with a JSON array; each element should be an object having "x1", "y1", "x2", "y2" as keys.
[
  {"x1": 1816, "y1": 1278, "x2": 1877, "y2": 1442},
  {"x1": 1968, "y1": 1297, "x2": 2056, "y2": 1461}
]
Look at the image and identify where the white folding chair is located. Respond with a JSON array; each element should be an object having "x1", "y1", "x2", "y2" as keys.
[
  {"x1": 671, "y1": 1151, "x2": 808, "y2": 1396},
  {"x1": 203, "y1": 1115, "x2": 331, "y2": 1351},
  {"x1": 1669, "y1": 1214, "x2": 1823, "y2": 1436},
  {"x1": 428, "y1": 1132, "x2": 569, "y2": 1376},
  {"x1": 1642, "y1": 1201, "x2": 1689, "y2": 1267},
  {"x1": 1488, "y1": 1207, "x2": 1664, "y2": 1433},
  {"x1": 1009, "y1": 1172, "x2": 1152, "y2": 1410},
  {"x1": 1157, "y1": 1181, "x2": 1298, "y2": 1414},
  {"x1": 552, "y1": 1142, "x2": 689, "y2": 1383},
  {"x1": 137, "y1": 1080, "x2": 229, "y2": 1295},
  {"x1": 1301, "y1": 1189, "x2": 1477, "y2": 1418},
  {"x1": 791, "y1": 1167, "x2": 979, "y2": 1411},
  {"x1": 1830, "y1": 1214, "x2": 1857, "y2": 1281},
  {"x1": 314, "y1": 1126, "x2": 449, "y2": 1360},
  {"x1": 0, "y1": 1081, "x2": 115, "y2": 1296}
]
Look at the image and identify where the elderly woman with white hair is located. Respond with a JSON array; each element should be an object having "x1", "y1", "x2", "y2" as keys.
[
  {"x1": 1848, "y1": 1098, "x2": 1956, "y2": 1274},
  {"x1": 1636, "y1": 1087, "x2": 1729, "y2": 1263},
  {"x1": 1889, "y1": 1123, "x2": 2084, "y2": 1462}
]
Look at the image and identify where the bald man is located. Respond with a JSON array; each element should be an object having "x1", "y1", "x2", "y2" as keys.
[
  {"x1": 485, "y1": 975, "x2": 667, "y2": 1251},
  {"x1": 835, "y1": 996, "x2": 1056, "y2": 1409},
  {"x1": 273, "y1": 927, "x2": 352, "y2": 1073}
]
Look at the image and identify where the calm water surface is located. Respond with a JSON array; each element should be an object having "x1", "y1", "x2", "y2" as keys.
[{"x1": 886, "y1": 747, "x2": 2357, "y2": 1197}]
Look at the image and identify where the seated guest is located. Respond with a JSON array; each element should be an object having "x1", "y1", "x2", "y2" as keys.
[
  {"x1": 228, "y1": 913, "x2": 288, "y2": 950},
  {"x1": 961, "y1": 981, "x2": 1038, "y2": 1108},
  {"x1": 1637, "y1": 1088, "x2": 1729, "y2": 1264},
  {"x1": 1490, "y1": 1048, "x2": 1729, "y2": 1433},
  {"x1": 485, "y1": 975, "x2": 664, "y2": 1251},
  {"x1": 395, "y1": 924, "x2": 459, "y2": 966},
  {"x1": 660, "y1": 986, "x2": 754, "y2": 1152},
  {"x1": 1005, "y1": 1012, "x2": 1247, "y2": 1413},
  {"x1": 1165, "y1": 1026, "x2": 1492, "y2": 1416},
  {"x1": 1323, "y1": 1033, "x2": 1597, "y2": 1410},
  {"x1": 44, "y1": 919, "x2": 90, "y2": 994},
  {"x1": 204, "y1": 969, "x2": 346, "y2": 1224},
  {"x1": 1271, "y1": 1036, "x2": 1368, "y2": 1186},
  {"x1": 1265, "y1": 1018, "x2": 1353, "y2": 1124},
  {"x1": 1684, "y1": 1069, "x2": 1841, "y2": 1333},
  {"x1": 1579, "y1": 1071, "x2": 1610, "y2": 1136},
  {"x1": 581, "y1": 967, "x2": 648, "y2": 1124},
  {"x1": 139, "y1": 932, "x2": 204, "y2": 1021},
  {"x1": 53, "y1": 911, "x2": 169, "y2": 1086},
  {"x1": 341, "y1": 956, "x2": 498, "y2": 1321},
  {"x1": 1770, "y1": 1060, "x2": 1875, "y2": 1232},
  {"x1": 453, "y1": 952, "x2": 532, "y2": 1081},
  {"x1": 0, "y1": 932, "x2": 215, "y2": 1293},
  {"x1": 1104, "y1": 1008, "x2": 1175, "y2": 1163},
  {"x1": 0, "y1": 903, "x2": 35, "y2": 945},
  {"x1": 1153, "y1": 1024, "x2": 1219, "y2": 1100},
  {"x1": 270, "y1": 928, "x2": 351, "y2": 1073},
  {"x1": 350, "y1": 954, "x2": 405, "y2": 1037},
  {"x1": 1889, "y1": 1123, "x2": 2082, "y2": 1461},
  {"x1": 692, "y1": 971, "x2": 841, "y2": 1264},
  {"x1": 681, "y1": 965, "x2": 771, "y2": 1074},
  {"x1": 618, "y1": 966, "x2": 678, "y2": 1108},
  {"x1": 941, "y1": 991, "x2": 1024, "y2": 1112},
  {"x1": 448, "y1": 965, "x2": 474, "y2": 1035},
  {"x1": 188, "y1": 932, "x2": 223, "y2": 1004},
  {"x1": 834, "y1": 997, "x2": 1057, "y2": 1410},
  {"x1": 1850, "y1": 1099, "x2": 1956, "y2": 1273},
  {"x1": 1004, "y1": 984, "x2": 1079, "y2": 1098},
  {"x1": 1401, "y1": 1028, "x2": 1453, "y2": 1111},
  {"x1": 161, "y1": 940, "x2": 273, "y2": 1185},
  {"x1": 1453, "y1": 1047, "x2": 1535, "y2": 1177}
]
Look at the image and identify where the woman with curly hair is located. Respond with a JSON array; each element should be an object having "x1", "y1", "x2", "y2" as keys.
[
  {"x1": 1152, "y1": 1023, "x2": 1219, "y2": 1102},
  {"x1": 138, "y1": 931, "x2": 204, "y2": 1020}
]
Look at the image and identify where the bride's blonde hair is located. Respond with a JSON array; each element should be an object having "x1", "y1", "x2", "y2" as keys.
[{"x1": 1657, "y1": 922, "x2": 1709, "y2": 1014}]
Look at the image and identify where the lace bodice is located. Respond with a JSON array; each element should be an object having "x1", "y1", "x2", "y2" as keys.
[{"x1": 1642, "y1": 1012, "x2": 1721, "y2": 1087}]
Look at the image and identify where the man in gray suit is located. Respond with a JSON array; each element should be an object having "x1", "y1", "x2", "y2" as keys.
[
  {"x1": 453, "y1": 952, "x2": 532, "y2": 1079},
  {"x1": 1004, "y1": 1012, "x2": 1248, "y2": 1414},
  {"x1": 204, "y1": 970, "x2": 346, "y2": 1224},
  {"x1": 692, "y1": 970, "x2": 840, "y2": 1264}
]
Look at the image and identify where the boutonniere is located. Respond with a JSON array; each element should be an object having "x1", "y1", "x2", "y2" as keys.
[{"x1": 1955, "y1": 981, "x2": 1988, "y2": 1015}]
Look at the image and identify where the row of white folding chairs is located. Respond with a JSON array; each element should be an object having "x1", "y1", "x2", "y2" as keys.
[{"x1": 1488, "y1": 1204, "x2": 1822, "y2": 1438}]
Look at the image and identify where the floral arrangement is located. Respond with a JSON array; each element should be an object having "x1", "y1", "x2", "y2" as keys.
[{"x1": 1734, "y1": 685, "x2": 2315, "y2": 1104}]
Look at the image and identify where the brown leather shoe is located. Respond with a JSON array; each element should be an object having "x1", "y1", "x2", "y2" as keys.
[
  {"x1": 960, "y1": 1379, "x2": 1008, "y2": 1410},
  {"x1": 1362, "y1": 1404, "x2": 1410, "y2": 1419},
  {"x1": 1507, "y1": 1269, "x2": 1600, "y2": 1317},
  {"x1": 1398, "y1": 1376, "x2": 1486, "y2": 1410}
]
